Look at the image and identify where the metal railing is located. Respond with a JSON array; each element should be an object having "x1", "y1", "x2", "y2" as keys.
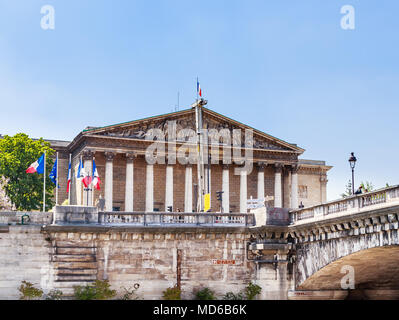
[
  {"x1": 98, "y1": 212, "x2": 255, "y2": 227},
  {"x1": 291, "y1": 185, "x2": 399, "y2": 224}
]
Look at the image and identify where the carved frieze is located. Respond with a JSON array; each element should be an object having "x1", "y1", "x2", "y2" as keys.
[{"x1": 92, "y1": 113, "x2": 293, "y2": 152}]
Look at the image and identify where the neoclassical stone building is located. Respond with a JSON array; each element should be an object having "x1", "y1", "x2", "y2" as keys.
[{"x1": 49, "y1": 104, "x2": 331, "y2": 213}]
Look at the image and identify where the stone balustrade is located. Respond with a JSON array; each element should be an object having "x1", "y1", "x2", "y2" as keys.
[
  {"x1": 291, "y1": 185, "x2": 399, "y2": 225},
  {"x1": 98, "y1": 211, "x2": 255, "y2": 227}
]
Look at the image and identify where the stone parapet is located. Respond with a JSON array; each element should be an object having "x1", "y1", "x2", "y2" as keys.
[
  {"x1": 53, "y1": 205, "x2": 98, "y2": 224},
  {"x1": 0, "y1": 211, "x2": 52, "y2": 225}
]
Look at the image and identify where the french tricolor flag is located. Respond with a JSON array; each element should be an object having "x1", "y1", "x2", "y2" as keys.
[
  {"x1": 26, "y1": 154, "x2": 45, "y2": 174},
  {"x1": 92, "y1": 160, "x2": 101, "y2": 190},
  {"x1": 66, "y1": 160, "x2": 71, "y2": 193},
  {"x1": 197, "y1": 79, "x2": 202, "y2": 97},
  {"x1": 82, "y1": 168, "x2": 92, "y2": 188}
]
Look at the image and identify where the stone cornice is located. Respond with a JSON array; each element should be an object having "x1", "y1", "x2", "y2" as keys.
[{"x1": 289, "y1": 205, "x2": 399, "y2": 243}]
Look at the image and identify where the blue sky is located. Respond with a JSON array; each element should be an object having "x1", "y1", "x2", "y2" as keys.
[{"x1": 0, "y1": 0, "x2": 398, "y2": 200}]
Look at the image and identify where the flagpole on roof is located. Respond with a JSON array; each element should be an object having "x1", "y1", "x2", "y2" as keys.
[
  {"x1": 196, "y1": 77, "x2": 199, "y2": 102},
  {"x1": 43, "y1": 151, "x2": 46, "y2": 212}
]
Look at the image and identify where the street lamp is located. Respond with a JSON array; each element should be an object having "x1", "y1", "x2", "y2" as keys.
[{"x1": 348, "y1": 152, "x2": 357, "y2": 195}]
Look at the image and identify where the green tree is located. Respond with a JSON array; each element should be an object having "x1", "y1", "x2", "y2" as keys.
[
  {"x1": 0, "y1": 133, "x2": 55, "y2": 211},
  {"x1": 360, "y1": 181, "x2": 374, "y2": 192},
  {"x1": 341, "y1": 180, "x2": 353, "y2": 198}
]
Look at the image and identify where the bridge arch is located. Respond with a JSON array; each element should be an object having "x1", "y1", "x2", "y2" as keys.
[{"x1": 295, "y1": 229, "x2": 399, "y2": 289}]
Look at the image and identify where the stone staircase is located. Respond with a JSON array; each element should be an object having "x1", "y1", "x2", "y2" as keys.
[{"x1": 51, "y1": 240, "x2": 98, "y2": 295}]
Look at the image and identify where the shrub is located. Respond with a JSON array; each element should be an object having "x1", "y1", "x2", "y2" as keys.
[
  {"x1": 18, "y1": 281, "x2": 43, "y2": 300},
  {"x1": 74, "y1": 280, "x2": 116, "y2": 300},
  {"x1": 222, "y1": 282, "x2": 262, "y2": 300},
  {"x1": 44, "y1": 289, "x2": 63, "y2": 300},
  {"x1": 245, "y1": 282, "x2": 262, "y2": 300},
  {"x1": 162, "y1": 286, "x2": 181, "y2": 300},
  {"x1": 195, "y1": 287, "x2": 216, "y2": 300},
  {"x1": 120, "y1": 283, "x2": 141, "y2": 300},
  {"x1": 222, "y1": 292, "x2": 244, "y2": 300}
]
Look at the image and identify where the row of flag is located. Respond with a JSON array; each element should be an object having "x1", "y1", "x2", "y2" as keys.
[
  {"x1": 76, "y1": 158, "x2": 101, "y2": 190},
  {"x1": 25, "y1": 153, "x2": 101, "y2": 194}
]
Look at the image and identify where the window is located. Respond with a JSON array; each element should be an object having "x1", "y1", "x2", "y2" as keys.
[{"x1": 298, "y1": 185, "x2": 308, "y2": 199}]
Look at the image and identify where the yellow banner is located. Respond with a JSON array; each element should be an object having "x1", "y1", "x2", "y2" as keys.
[{"x1": 204, "y1": 193, "x2": 211, "y2": 212}]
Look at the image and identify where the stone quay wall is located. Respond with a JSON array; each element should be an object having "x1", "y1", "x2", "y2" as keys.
[{"x1": 0, "y1": 219, "x2": 293, "y2": 300}]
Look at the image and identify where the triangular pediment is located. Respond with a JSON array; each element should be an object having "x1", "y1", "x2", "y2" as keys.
[{"x1": 82, "y1": 106, "x2": 303, "y2": 153}]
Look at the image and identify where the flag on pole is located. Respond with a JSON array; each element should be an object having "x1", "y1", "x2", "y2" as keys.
[
  {"x1": 26, "y1": 154, "x2": 45, "y2": 174},
  {"x1": 197, "y1": 79, "x2": 202, "y2": 97},
  {"x1": 49, "y1": 158, "x2": 57, "y2": 185},
  {"x1": 92, "y1": 160, "x2": 101, "y2": 190},
  {"x1": 49, "y1": 157, "x2": 60, "y2": 188},
  {"x1": 77, "y1": 158, "x2": 83, "y2": 180},
  {"x1": 82, "y1": 166, "x2": 91, "y2": 188},
  {"x1": 67, "y1": 158, "x2": 71, "y2": 193},
  {"x1": 76, "y1": 158, "x2": 91, "y2": 187}
]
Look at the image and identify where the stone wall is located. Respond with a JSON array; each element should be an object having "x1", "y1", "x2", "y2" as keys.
[
  {"x1": 0, "y1": 225, "x2": 54, "y2": 299},
  {"x1": 0, "y1": 222, "x2": 294, "y2": 300}
]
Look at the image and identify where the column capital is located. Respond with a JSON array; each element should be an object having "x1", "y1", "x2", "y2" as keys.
[
  {"x1": 105, "y1": 151, "x2": 115, "y2": 161},
  {"x1": 274, "y1": 163, "x2": 283, "y2": 173},
  {"x1": 320, "y1": 175, "x2": 328, "y2": 183},
  {"x1": 82, "y1": 149, "x2": 94, "y2": 161},
  {"x1": 222, "y1": 164, "x2": 230, "y2": 170},
  {"x1": 291, "y1": 164, "x2": 300, "y2": 174},
  {"x1": 126, "y1": 152, "x2": 137, "y2": 161},
  {"x1": 257, "y1": 161, "x2": 267, "y2": 171}
]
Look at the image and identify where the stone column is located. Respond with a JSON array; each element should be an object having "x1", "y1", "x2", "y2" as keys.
[
  {"x1": 240, "y1": 168, "x2": 248, "y2": 213},
  {"x1": 104, "y1": 152, "x2": 114, "y2": 212},
  {"x1": 125, "y1": 153, "x2": 135, "y2": 212},
  {"x1": 82, "y1": 150, "x2": 93, "y2": 207},
  {"x1": 320, "y1": 175, "x2": 328, "y2": 203},
  {"x1": 274, "y1": 163, "x2": 283, "y2": 208},
  {"x1": 291, "y1": 164, "x2": 299, "y2": 209},
  {"x1": 222, "y1": 164, "x2": 229, "y2": 213},
  {"x1": 184, "y1": 164, "x2": 193, "y2": 212},
  {"x1": 165, "y1": 162, "x2": 174, "y2": 211},
  {"x1": 75, "y1": 161, "x2": 82, "y2": 206},
  {"x1": 145, "y1": 163, "x2": 154, "y2": 212},
  {"x1": 257, "y1": 162, "x2": 266, "y2": 200}
]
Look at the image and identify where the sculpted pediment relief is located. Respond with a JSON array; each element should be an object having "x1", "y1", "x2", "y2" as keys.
[{"x1": 85, "y1": 108, "x2": 298, "y2": 152}]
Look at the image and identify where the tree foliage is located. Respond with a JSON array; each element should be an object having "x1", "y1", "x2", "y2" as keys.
[
  {"x1": 0, "y1": 133, "x2": 55, "y2": 211},
  {"x1": 341, "y1": 180, "x2": 353, "y2": 198},
  {"x1": 360, "y1": 181, "x2": 374, "y2": 192}
]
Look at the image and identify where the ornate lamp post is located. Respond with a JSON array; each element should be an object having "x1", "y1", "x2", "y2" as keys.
[{"x1": 348, "y1": 152, "x2": 357, "y2": 195}]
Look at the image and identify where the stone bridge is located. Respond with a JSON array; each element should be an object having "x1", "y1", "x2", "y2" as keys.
[{"x1": 286, "y1": 185, "x2": 399, "y2": 299}]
